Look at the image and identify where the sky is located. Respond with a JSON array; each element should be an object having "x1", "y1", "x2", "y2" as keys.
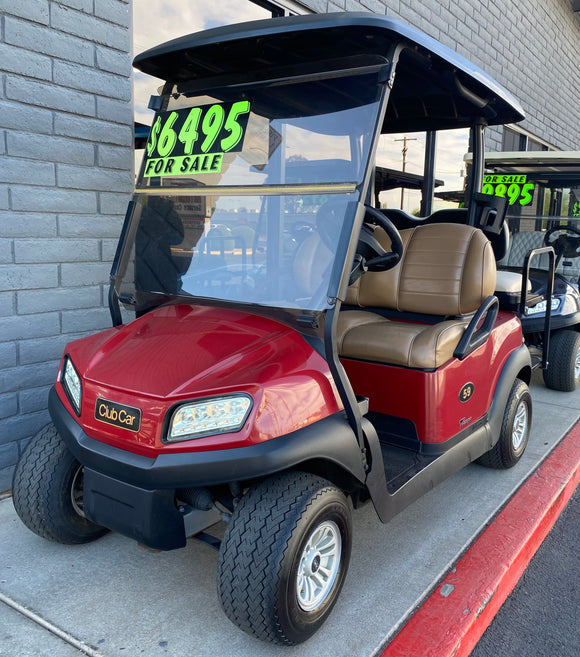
[
  {"x1": 131, "y1": 1, "x2": 469, "y2": 206},
  {"x1": 377, "y1": 130, "x2": 469, "y2": 212}
]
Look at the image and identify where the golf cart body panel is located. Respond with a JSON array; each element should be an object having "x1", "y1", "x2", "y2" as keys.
[
  {"x1": 56, "y1": 304, "x2": 343, "y2": 456},
  {"x1": 49, "y1": 386, "x2": 367, "y2": 493},
  {"x1": 342, "y1": 311, "x2": 525, "y2": 446}
]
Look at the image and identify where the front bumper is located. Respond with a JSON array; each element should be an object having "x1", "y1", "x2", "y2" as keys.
[
  {"x1": 49, "y1": 387, "x2": 365, "y2": 550},
  {"x1": 521, "y1": 310, "x2": 580, "y2": 334}
]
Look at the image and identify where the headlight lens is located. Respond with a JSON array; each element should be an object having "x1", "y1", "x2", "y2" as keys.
[
  {"x1": 62, "y1": 356, "x2": 82, "y2": 414},
  {"x1": 167, "y1": 395, "x2": 252, "y2": 442},
  {"x1": 524, "y1": 297, "x2": 561, "y2": 316}
]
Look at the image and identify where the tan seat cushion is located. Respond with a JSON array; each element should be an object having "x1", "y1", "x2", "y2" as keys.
[
  {"x1": 346, "y1": 223, "x2": 496, "y2": 316},
  {"x1": 337, "y1": 310, "x2": 468, "y2": 369},
  {"x1": 339, "y1": 223, "x2": 496, "y2": 369}
]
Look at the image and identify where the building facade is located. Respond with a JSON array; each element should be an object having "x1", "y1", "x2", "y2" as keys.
[{"x1": 0, "y1": 0, "x2": 579, "y2": 490}]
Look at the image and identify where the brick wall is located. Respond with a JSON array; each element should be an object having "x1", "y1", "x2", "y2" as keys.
[
  {"x1": 0, "y1": 0, "x2": 132, "y2": 490},
  {"x1": 304, "y1": 0, "x2": 580, "y2": 151}
]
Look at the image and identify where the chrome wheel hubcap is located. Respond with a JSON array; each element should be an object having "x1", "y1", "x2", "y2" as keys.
[
  {"x1": 512, "y1": 400, "x2": 528, "y2": 451},
  {"x1": 296, "y1": 520, "x2": 341, "y2": 612},
  {"x1": 574, "y1": 347, "x2": 580, "y2": 381}
]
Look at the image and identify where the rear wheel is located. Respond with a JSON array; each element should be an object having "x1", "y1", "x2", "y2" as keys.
[
  {"x1": 542, "y1": 329, "x2": 580, "y2": 392},
  {"x1": 217, "y1": 471, "x2": 352, "y2": 645},
  {"x1": 12, "y1": 423, "x2": 108, "y2": 544},
  {"x1": 478, "y1": 379, "x2": 531, "y2": 469}
]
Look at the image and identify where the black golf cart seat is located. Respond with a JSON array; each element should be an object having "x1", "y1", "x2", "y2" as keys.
[
  {"x1": 498, "y1": 230, "x2": 548, "y2": 268},
  {"x1": 338, "y1": 222, "x2": 496, "y2": 369},
  {"x1": 498, "y1": 229, "x2": 580, "y2": 285}
]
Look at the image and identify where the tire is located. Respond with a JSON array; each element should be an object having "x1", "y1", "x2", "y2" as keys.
[
  {"x1": 542, "y1": 329, "x2": 580, "y2": 392},
  {"x1": 12, "y1": 423, "x2": 108, "y2": 544},
  {"x1": 217, "y1": 471, "x2": 352, "y2": 645},
  {"x1": 478, "y1": 379, "x2": 531, "y2": 469}
]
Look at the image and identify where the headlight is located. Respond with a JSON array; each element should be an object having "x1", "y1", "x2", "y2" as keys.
[
  {"x1": 167, "y1": 395, "x2": 252, "y2": 442},
  {"x1": 524, "y1": 297, "x2": 560, "y2": 316},
  {"x1": 62, "y1": 356, "x2": 82, "y2": 415}
]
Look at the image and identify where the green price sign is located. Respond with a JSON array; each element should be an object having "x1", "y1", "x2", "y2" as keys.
[
  {"x1": 144, "y1": 101, "x2": 251, "y2": 178},
  {"x1": 482, "y1": 174, "x2": 534, "y2": 206}
]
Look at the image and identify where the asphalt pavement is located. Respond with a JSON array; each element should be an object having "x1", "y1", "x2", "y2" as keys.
[{"x1": 470, "y1": 486, "x2": 580, "y2": 657}]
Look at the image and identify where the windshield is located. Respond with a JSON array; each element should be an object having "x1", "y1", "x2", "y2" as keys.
[{"x1": 116, "y1": 70, "x2": 385, "y2": 313}]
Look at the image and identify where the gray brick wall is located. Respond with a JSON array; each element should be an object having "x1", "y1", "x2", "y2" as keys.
[
  {"x1": 0, "y1": 0, "x2": 132, "y2": 491},
  {"x1": 302, "y1": 0, "x2": 580, "y2": 151}
]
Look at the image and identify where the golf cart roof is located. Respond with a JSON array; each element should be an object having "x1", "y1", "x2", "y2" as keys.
[
  {"x1": 375, "y1": 166, "x2": 444, "y2": 191},
  {"x1": 133, "y1": 12, "x2": 525, "y2": 133},
  {"x1": 482, "y1": 151, "x2": 580, "y2": 187}
]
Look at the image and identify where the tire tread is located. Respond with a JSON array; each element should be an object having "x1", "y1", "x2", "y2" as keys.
[
  {"x1": 217, "y1": 472, "x2": 343, "y2": 644},
  {"x1": 543, "y1": 329, "x2": 580, "y2": 392},
  {"x1": 477, "y1": 379, "x2": 531, "y2": 469},
  {"x1": 12, "y1": 423, "x2": 106, "y2": 544}
]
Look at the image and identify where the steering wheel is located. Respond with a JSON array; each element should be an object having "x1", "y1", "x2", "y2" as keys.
[
  {"x1": 544, "y1": 225, "x2": 580, "y2": 259},
  {"x1": 350, "y1": 205, "x2": 404, "y2": 284}
]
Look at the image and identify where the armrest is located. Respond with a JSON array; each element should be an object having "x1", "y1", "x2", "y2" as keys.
[{"x1": 453, "y1": 295, "x2": 499, "y2": 360}]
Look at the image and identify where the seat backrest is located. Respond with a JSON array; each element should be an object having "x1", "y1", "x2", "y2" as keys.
[
  {"x1": 499, "y1": 229, "x2": 580, "y2": 284},
  {"x1": 499, "y1": 230, "x2": 547, "y2": 268},
  {"x1": 346, "y1": 223, "x2": 496, "y2": 316}
]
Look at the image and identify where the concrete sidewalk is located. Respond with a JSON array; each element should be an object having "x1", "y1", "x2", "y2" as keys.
[{"x1": 1, "y1": 371, "x2": 579, "y2": 657}]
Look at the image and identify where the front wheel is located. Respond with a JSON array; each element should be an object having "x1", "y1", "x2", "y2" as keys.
[
  {"x1": 217, "y1": 471, "x2": 352, "y2": 645},
  {"x1": 477, "y1": 379, "x2": 532, "y2": 469},
  {"x1": 542, "y1": 329, "x2": 580, "y2": 392},
  {"x1": 12, "y1": 423, "x2": 108, "y2": 544}
]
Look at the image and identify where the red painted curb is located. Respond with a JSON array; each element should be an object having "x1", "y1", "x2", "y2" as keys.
[{"x1": 380, "y1": 420, "x2": 580, "y2": 657}]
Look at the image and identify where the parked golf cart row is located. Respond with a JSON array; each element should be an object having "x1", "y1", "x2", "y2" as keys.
[
  {"x1": 503, "y1": 223, "x2": 580, "y2": 392},
  {"x1": 13, "y1": 12, "x2": 556, "y2": 646}
]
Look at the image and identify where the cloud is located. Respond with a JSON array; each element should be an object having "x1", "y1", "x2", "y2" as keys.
[{"x1": 133, "y1": 0, "x2": 270, "y2": 55}]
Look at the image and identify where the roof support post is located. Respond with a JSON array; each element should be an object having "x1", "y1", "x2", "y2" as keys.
[
  {"x1": 420, "y1": 130, "x2": 437, "y2": 217},
  {"x1": 467, "y1": 120, "x2": 486, "y2": 225}
]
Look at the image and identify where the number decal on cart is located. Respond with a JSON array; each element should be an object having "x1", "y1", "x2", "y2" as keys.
[
  {"x1": 459, "y1": 382, "x2": 475, "y2": 403},
  {"x1": 144, "y1": 101, "x2": 251, "y2": 178}
]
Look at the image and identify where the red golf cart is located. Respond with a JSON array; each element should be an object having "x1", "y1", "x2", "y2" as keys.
[{"x1": 13, "y1": 13, "x2": 533, "y2": 646}]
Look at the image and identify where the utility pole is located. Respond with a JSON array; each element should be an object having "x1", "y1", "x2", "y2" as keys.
[{"x1": 395, "y1": 136, "x2": 417, "y2": 210}]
